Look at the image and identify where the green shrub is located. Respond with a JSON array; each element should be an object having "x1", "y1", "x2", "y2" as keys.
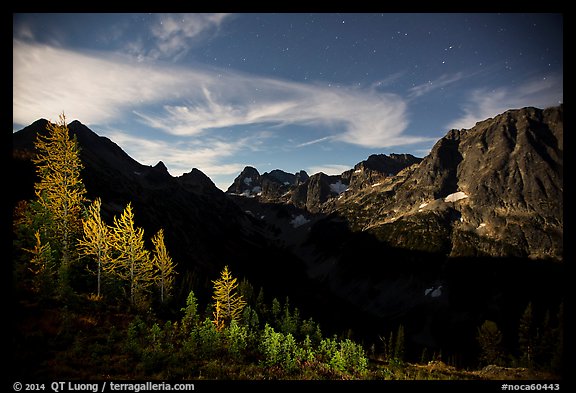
[
  {"x1": 318, "y1": 336, "x2": 368, "y2": 375},
  {"x1": 339, "y1": 339, "x2": 368, "y2": 374},
  {"x1": 124, "y1": 316, "x2": 147, "y2": 358},
  {"x1": 195, "y1": 318, "x2": 222, "y2": 359},
  {"x1": 260, "y1": 324, "x2": 283, "y2": 367},
  {"x1": 225, "y1": 319, "x2": 248, "y2": 360}
]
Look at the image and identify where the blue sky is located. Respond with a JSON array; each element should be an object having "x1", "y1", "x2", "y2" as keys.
[{"x1": 13, "y1": 13, "x2": 563, "y2": 190}]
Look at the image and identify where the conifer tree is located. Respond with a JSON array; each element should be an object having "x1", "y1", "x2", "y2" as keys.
[
  {"x1": 536, "y1": 310, "x2": 554, "y2": 369},
  {"x1": 271, "y1": 297, "x2": 281, "y2": 326},
  {"x1": 212, "y1": 300, "x2": 225, "y2": 331},
  {"x1": 211, "y1": 265, "x2": 246, "y2": 330},
  {"x1": 78, "y1": 198, "x2": 111, "y2": 298},
  {"x1": 394, "y1": 324, "x2": 405, "y2": 361},
  {"x1": 551, "y1": 302, "x2": 564, "y2": 372},
  {"x1": 32, "y1": 113, "x2": 87, "y2": 296},
  {"x1": 387, "y1": 331, "x2": 394, "y2": 360},
  {"x1": 108, "y1": 202, "x2": 155, "y2": 306},
  {"x1": 280, "y1": 297, "x2": 299, "y2": 336},
  {"x1": 519, "y1": 302, "x2": 535, "y2": 368},
  {"x1": 256, "y1": 287, "x2": 267, "y2": 315},
  {"x1": 181, "y1": 289, "x2": 200, "y2": 334},
  {"x1": 25, "y1": 231, "x2": 56, "y2": 297},
  {"x1": 151, "y1": 229, "x2": 177, "y2": 303},
  {"x1": 477, "y1": 320, "x2": 504, "y2": 366}
]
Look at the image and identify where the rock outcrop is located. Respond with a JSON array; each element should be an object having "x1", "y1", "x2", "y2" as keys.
[{"x1": 333, "y1": 105, "x2": 563, "y2": 260}]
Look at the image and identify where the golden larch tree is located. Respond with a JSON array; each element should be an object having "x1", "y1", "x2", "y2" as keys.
[
  {"x1": 151, "y1": 228, "x2": 177, "y2": 303},
  {"x1": 78, "y1": 198, "x2": 111, "y2": 298},
  {"x1": 108, "y1": 202, "x2": 155, "y2": 306},
  {"x1": 32, "y1": 113, "x2": 87, "y2": 295},
  {"x1": 211, "y1": 265, "x2": 246, "y2": 330},
  {"x1": 25, "y1": 231, "x2": 56, "y2": 295}
]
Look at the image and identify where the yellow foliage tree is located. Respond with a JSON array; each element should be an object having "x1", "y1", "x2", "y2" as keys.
[
  {"x1": 78, "y1": 198, "x2": 111, "y2": 298},
  {"x1": 211, "y1": 265, "x2": 246, "y2": 330},
  {"x1": 213, "y1": 300, "x2": 225, "y2": 331},
  {"x1": 151, "y1": 229, "x2": 177, "y2": 303},
  {"x1": 31, "y1": 113, "x2": 87, "y2": 294},
  {"x1": 25, "y1": 231, "x2": 56, "y2": 295},
  {"x1": 108, "y1": 202, "x2": 155, "y2": 306}
]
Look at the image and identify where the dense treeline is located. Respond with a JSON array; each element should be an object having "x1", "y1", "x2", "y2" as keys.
[{"x1": 11, "y1": 115, "x2": 563, "y2": 380}]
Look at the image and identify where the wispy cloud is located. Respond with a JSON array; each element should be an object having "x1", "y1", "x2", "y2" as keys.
[
  {"x1": 307, "y1": 164, "x2": 352, "y2": 176},
  {"x1": 446, "y1": 74, "x2": 563, "y2": 130},
  {"x1": 296, "y1": 136, "x2": 333, "y2": 147},
  {"x1": 147, "y1": 13, "x2": 231, "y2": 61},
  {"x1": 407, "y1": 72, "x2": 465, "y2": 99},
  {"x1": 13, "y1": 41, "x2": 188, "y2": 125},
  {"x1": 13, "y1": 39, "x2": 433, "y2": 191},
  {"x1": 14, "y1": 40, "x2": 426, "y2": 151},
  {"x1": 136, "y1": 82, "x2": 419, "y2": 149},
  {"x1": 370, "y1": 71, "x2": 406, "y2": 90}
]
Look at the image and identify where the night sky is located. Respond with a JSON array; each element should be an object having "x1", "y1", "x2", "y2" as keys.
[{"x1": 13, "y1": 13, "x2": 563, "y2": 190}]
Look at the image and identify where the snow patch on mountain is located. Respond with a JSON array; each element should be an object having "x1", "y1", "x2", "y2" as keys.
[
  {"x1": 240, "y1": 190, "x2": 253, "y2": 197},
  {"x1": 444, "y1": 191, "x2": 468, "y2": 203},
  {"x1": 330, "y1": 181, "x2": 348, "y2": 194},
  {"x1": 290, "y1": 214, "x2": 310, "y2": 228},
  {"x1": 424, "y1": 285, "x2": 443, "y2": 298}
]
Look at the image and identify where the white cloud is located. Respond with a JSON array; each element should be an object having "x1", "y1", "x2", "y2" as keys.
[
  {"x1": 14, "y1": 39, "x2": 434, "y2": 193},
  {"x1": 138, "y1": 80, "x2": 423, "y2": 148},
  {"x1": 14, "y1": 40, "x2": 424, "y2": 151},
  {"x1": 14, "y1": 21, "x2": 35, "y2": 40},
  {"x1": 370, "y1": 72, "x2": 406, "y2": 89},
  {"x1": 148, "y1": 13, "x2": 232, "y2": 60},
  {"x1": 447, "y1": 74, "x2": 563, "y2": 130},
  {"x1": 13, "y1": 40, "x2": 190, "y2": 125},
  {"x1": 307, "y1": 164, "x2": 352, "y2": 176},
  {"x1": 296, "y1": 136, "x2": 333, "y2": 147},
  {"x1": 407, "y1": 72, "x2": 465, "y2": 99}
]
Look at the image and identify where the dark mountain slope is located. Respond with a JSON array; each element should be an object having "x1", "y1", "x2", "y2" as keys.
[
  {"x1": 12, "y1": 120, "x2": 287, "y2": 299},
  {"x1": 11, "y1": 119, "x2": 380, "y2": 334}
]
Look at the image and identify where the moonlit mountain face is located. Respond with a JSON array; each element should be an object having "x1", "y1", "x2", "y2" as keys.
[
  {"x1": 226, "y1": 105, "x2": 563, "y2": 262},
  {"x1": 332, "y1": 105, "x2": 563, "y2": 260}
]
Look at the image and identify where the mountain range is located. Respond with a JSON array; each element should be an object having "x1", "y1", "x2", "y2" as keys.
[{"x1": 12, "y1": 104, "x2": 564, "y2": 365}]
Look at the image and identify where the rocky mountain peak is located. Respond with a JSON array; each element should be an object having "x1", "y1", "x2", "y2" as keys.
[
  {"x1": 348, "y1": 153, "x2": 422, "y2": 190},
  {"x1": 226, "y1": 166, "x2": 311, "y2": 201},
  {"x1": 153, "y1": 161, "x2": 169, "y2": 173},
  {"x1": 178, "y1": 168, "x2": 218, "y2": 194},
  {"x1": 333, "y1": 105, "x2": 563, "y2": 261},
  {"x1": 226, "y1": 166, "x2": 262, "y2": 196},
  {"x1": 290, "y1": 172, "x2": 348, "y2": 213}
]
